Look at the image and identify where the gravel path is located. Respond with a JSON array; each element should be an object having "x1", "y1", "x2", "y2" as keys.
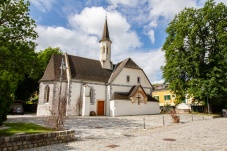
[{"x1": 6, "y1": 114, "x2": 227, "y2": 151}]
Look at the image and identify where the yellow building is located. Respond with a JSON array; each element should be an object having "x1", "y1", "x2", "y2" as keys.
[{"x1": 152, "y1": 84, "x2": 176, "y2": 107}]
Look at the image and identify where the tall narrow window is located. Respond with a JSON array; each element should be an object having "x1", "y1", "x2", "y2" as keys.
[
  {"x1": 106, "y1": 47, "x2": 108, "y2": 54},
  {"x1": 90, "y1": 87, "x2": 95, "y2": 105},
  {"x1": 126, "y1": 75, "x2": 130, "y2": 82},
  {"x1": 44, "y1": 85, "x2": 50, "y2": 103},
  {"x1": 102, "y1": 46, "x2": 105, "y2": 54},
  {"x1": 137, "y1": 77, "x2": 141, "y2": 83}
]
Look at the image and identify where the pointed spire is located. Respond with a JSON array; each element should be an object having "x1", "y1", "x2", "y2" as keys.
[{"x1": 99, "y1": 16, "x2": 112, "y2": 43}]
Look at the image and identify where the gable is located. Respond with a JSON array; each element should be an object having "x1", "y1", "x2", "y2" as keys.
[
  {"x1": 110, "y1": 85, "x2": 158, "y2": 102},
  {"x1": 108, "y1": 58, "x2": 141, "y2": 84},
  {"x1": 111, "y1": 67, "x2": 152, "y2": 87},
  {"x1": 129, "y1": 86, "x2": 148, "y2": 104}
]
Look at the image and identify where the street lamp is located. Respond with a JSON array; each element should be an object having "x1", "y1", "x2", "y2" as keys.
[
  {"x1": 56, "y1": 58, "x2": 67, "y2": 130},
  {"x1": 58, "y1": 58, "x2": 67, "y2": 114}
]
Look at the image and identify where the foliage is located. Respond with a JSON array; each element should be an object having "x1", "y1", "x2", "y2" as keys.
[
  {"x1": 0, "y1": 0, "x2": 38, "y2": 75},
  {"x1": 14, "y1": 74, "x2": 39, "y2": 101},
  {"x1": 0, "y1": 122, "x2": 53, "y2": 136},
  {"x1": 37, "y1": 47, "x2": 62, "y2": 71},
  {"x1": 14, "y1": 47, "x2": 62, "y2": 102},
  {"x1": 162, "y1": 0, "x2": 227, "y2": 106},
  {"x1": 0, "y1": 0, "x2": 37, "y2": 125},
  {"x1": 0, "y1": 71, "x2": 15, "y2": 126}
]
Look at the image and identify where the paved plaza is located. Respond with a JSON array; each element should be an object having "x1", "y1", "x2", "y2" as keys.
[{"x1": 6, "y1": 114, "x2": 227, "y2": 151}]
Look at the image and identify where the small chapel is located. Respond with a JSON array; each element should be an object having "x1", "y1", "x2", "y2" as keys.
[{"x1": 37, "y1": 18, "x2": 160, "y2": 116}]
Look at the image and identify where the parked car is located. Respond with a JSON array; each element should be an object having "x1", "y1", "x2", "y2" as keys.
[{"x1": 10, "y1": 107, "x2": 24, "y2": 115}]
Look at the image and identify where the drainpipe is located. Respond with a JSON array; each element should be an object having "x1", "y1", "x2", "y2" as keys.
[
  {"x1": 79, "y1": 81, "x2": 83, "y2": 116},
  {"x1": 105, "y1": 84, "x2": 107, "y2": 116}
]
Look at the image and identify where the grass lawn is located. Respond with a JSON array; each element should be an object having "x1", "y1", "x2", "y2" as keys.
[{"x1": 0, "y1": 123, "x2": 53, "y2": 136}]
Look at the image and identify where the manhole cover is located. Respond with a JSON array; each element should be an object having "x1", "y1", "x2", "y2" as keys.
[
  {"x1": 106, "y1": 144, "x2": 119, "y2": 148},
  {"x1": 124, "y1": 134, "x2": 134, "y2": 137},
  {"x1": 95, "y1": 126, "x2": 103, "y2": 128},
  {"x1": 163, "y1": 138, "x2": 176, "y2": 141}
]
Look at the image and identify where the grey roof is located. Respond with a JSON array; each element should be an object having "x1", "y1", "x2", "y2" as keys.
[
  {"x1": 153, "y1": 84, "x2": 168, "y2": 91},
  {"x1": 68, "y1": 55, "x2": 112, "y2": 82},
  {"x1": 40, "y1": 54, "x2": 112, "y2": 83},
  {"x1": 111, "y1": 85, "x2": 158, "y2": 102},
  {"x1": 128, "y1": 85, "x2": 145, "y2": 97}
]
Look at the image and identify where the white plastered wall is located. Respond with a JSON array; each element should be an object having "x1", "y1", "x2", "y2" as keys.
[
  {"x1": 110, "y1": 68, "x2": 152, "y2": 95},
  {"x1": 37, "y1": 82, "x2": 55, "y2": 116},
  {"x1": 112, "y1": 68, "x2": 151, "y2": 87},
  {"x1": 67, "y1": 82, "x2": 81, "y2": 115},
  {"x1": 110, "y1": 100, "x2": 159, "y2": 116},
  {"x1": 67, "y1": 81, "x2": 107, "y2": 116}
]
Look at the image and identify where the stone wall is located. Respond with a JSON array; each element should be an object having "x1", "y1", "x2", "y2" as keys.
[{"x1": 0, "y1": 130, "x2": 75, "y2": 151}]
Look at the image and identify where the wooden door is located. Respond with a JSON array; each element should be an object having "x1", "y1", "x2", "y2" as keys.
[{"x1": 97, "y1": 101, "x2": 105, "y2": 116}]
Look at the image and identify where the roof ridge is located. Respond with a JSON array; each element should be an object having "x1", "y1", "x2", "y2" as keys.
[{"x1": 68, "y1": 54, "x2": 100, "y2": 62}]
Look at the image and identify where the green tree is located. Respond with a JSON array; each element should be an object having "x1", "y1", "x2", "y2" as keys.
[
  {"x1": 37, "y1": 47, "x2": 62, "y2": 71},
  {"x1": 14, "y1": 47, "x2": 62, "y2": 103},
  {"x1": 0, "y1": 0, "x2": 38, "y2": 125},
  {"x1": 162, "y1": 0, "x2": 227, "y2": 107},
  {"x1": 0, "y1": 71, "x2": 16, "y2": 125}
]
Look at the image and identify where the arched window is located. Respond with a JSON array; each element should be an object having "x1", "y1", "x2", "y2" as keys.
[
  {"x1": 106, "y1": 47, "x2": 108, "y2": 54},
  {"x1": 44, "y1": 85, "x2": 50, "y2": 103},
  {"x1": 102, "y1": 46, "x2": 105, "y2": 54},
  {"x1": 90, "y1": 87, "x2": 95, "y2": 105}
]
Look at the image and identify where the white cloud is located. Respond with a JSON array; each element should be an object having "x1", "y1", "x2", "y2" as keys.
[
  {"x1": 148, "y1": 0, "x2": 198, "y2": 22},
  {"x1": 35, "y1": 6, "x2": 141, "y2": 59},
  {"x1": 108, "y1": 0, "x2": 140, "y2": 7},
  {"x1": 30, "y1": 0, "x2": 55, "y2": 12},
  {"x1": 131, "y1": 48, "x2": 165, "y2": 84},
  {"x1": 68, "y1": 7, "x2": 141, "y2": 54},
  {"x1": 35, "y1": 26, "x2": 99, "y2": 59},
  {"x1": 147, "y1": 30, "x2": 155, "y2": 44},
  {"x1": 215, "y1": 0, "x2": 227, "y2": 5}
]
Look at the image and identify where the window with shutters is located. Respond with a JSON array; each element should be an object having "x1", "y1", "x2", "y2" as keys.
[{"x1": 164, "y1": 95, "x2": 171, "y2": 101}]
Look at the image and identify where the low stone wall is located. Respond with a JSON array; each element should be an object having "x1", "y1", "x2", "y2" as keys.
[{"x1": 0, "y1": 130, "x2": 75, "y2": 151}]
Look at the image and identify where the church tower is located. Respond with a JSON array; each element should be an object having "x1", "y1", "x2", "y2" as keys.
[{"x1": 99, "y1": 17, "x2": 113, "y2": 70}]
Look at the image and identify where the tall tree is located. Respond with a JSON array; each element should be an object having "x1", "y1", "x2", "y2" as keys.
[
  {"x1": 14, "y1": 47, "x2": 62, "y2": 102},
  {"x1": 0, "y1": 0, "x2": 38, "y2": 125},
  {"x1": 162, "y1": 0, "x2": 227, "y2": 107},
  {"x1": 37, "y1": 47, "x2": 62, "y2": 72}
]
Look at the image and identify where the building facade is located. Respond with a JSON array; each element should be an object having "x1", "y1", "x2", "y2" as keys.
[
  {"x1": 152, "y1": 84, "x2": 176, "y2": 108},
  {"x1": 37, "y1": 18, "x2": 159, "y2": 116}
]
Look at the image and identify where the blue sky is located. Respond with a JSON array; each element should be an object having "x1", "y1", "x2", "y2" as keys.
[{"x1": 29, "y1": 0, "x2": 226, "y2": 83}]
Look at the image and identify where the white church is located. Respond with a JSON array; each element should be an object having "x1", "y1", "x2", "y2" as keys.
[{"x1": 37, "y1": 18, "x2": 160, "y2": 116}]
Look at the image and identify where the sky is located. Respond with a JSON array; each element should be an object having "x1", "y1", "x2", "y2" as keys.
[{"x1": 29, "y1": 0, "x2": 227, "y2": 84}]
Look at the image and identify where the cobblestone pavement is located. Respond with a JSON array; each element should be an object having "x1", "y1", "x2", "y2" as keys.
[{"x1": 6, "y1": 114, "x2": 227, "y2": 151}]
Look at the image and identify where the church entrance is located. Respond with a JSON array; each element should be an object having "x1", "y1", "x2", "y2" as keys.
[{"x1": 97, "y1": 101, "x2": 105, "y2": 116}]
